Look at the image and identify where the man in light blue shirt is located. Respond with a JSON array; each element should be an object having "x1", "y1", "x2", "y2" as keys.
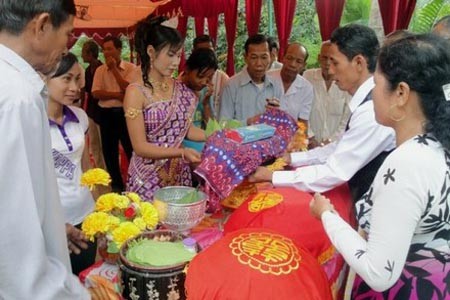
[{"x1": 219, "y1": 34, "x2": 282, "y2": 125}]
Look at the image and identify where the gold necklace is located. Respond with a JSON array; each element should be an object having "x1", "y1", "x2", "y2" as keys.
[{"x1": 149, "y1": 78, "x2": 169, "y2": 93}]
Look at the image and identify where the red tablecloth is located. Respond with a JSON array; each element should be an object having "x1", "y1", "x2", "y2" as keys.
[
  {"x1": 185, "y1": 228, "x2": 333, "y2": 300},
  {"x1": 223, "y1": 184, "x2": 355, "y2": 299}
]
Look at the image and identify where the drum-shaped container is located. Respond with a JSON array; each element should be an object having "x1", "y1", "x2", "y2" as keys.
[{"x1": 119, "y1": 230, "x2": 198, "y2": 300}]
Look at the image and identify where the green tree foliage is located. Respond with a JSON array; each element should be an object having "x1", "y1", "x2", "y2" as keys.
[
  {"x1": 291, "y1": 0, "x2": 322, "y2": 68},
  {"x1": 409, "y1": 0, "x2": 450, "y2": 33},
  {"x1": 340, "y1": 0, "x2": 371, "y2": 26}
]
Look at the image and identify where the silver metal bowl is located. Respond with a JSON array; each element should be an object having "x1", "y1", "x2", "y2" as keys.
[{"x1": 153, "y1": 186, "x2": 207, "y2": 232}]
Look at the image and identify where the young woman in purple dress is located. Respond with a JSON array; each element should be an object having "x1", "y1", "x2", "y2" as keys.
[{"x1": 124, "y1": 17, "x2": 205, "y2": 201}]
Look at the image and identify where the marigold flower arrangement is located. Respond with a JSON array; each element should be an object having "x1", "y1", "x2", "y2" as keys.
[
  {"x1": 287, "y1": 121, "x2": 309, "y2": 152},
  {"x1": 80, "y1": 169, "x2": 159, "y2": 254}
]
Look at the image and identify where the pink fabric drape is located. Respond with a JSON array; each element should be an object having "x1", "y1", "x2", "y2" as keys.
[
  {"x1": 154, "y1": 0, "x2": 183, "y2": 18},
  {"x1": 245, "y1": 0, "x2": 263, "y2": 36},
  {"x1": 272, "y1": 0, "x2": 297, "y2": 61},
  {"x1": 207, "y1": 16, "x2": 219, "y2": 47},
  {"x1": 378, "y1": 0, "x2": 417, "y2": 35},
  {"x1": 224, "y1": 0, "x2": 238, "y2": 76},
  {"x1": 314, "y1": 0, "x2": 346, "y2": 41}
]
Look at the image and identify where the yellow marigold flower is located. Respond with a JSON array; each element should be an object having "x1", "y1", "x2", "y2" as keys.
[
  {"x1": 113, "y1": 195, "x2": 130, "y2": 209},
  {"x1": 297, "y1": 121, "x2": 307, "y2": 133},
  {"x1": 80, "y1": 168, "x2": 111, "y2": 190},
  {"x1": 108, "y1": 216, "x2": 121, "y2": 230},
  {"x1": 133, "y1": 217, "x2": 147, "y2": 230},
  {"x1": 82, "y1": 212, "x2": 110, "y2": 241},
  {"x1": 95, "y1": 193, "x2": 117, "y2": 212},
  {"x1": 111, "y1": 222, "x2": 141, "y2": 247},
  {"x1": 266, "y1": 157, "x2": 288, "y2": 171},
  {"x1": 126, "y1": 192, "x2": 142, "y2": 203},
  {"x1": 140, "y1": 202, "x2": 159, "y2": 229}
]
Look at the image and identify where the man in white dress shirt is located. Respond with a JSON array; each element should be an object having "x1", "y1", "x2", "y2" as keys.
[
  {"x1": 268, "y1": 43, "x2": 314, "y2": 126},
  {"x1": 0, "y1": 1, "x2": 89, "y2": 298},
  {"x1": 250, "y1": 24, "x2": 396, "y2": 202},
  {"x1": 304, "y1": 41, "x2": 351, "y2": 147}
]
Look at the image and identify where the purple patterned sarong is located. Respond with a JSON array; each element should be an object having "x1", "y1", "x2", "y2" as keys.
[
  {"x1": 352, "y1": 247, "x2": 450, "y2": 299},
  {"x1": 194, "y1": 108, "x2": 298, "y2": 211}
]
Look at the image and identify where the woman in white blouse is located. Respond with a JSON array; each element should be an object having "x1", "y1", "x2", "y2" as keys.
[
  {"x1": 47, "y1": 53, "x2": 96, "y2": 275},
  {"x1": 310, "y1": 34, "x2": 450, "y2": 299}
]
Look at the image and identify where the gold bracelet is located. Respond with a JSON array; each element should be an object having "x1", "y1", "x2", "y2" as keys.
[{"x1": 124, "y1": 107, "x2": 142, "y2": 120}]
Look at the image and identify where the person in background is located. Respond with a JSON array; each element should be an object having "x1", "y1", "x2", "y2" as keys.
[
  {"x1": 267, "y1": 36, "x2": 283, "y2": 70},
  {"x1": 268, "y1": 42, "x2": 314, "y2": 127},
  {"x1": 219, "y1": 34, "x2": 282, "y2": 125},
  {"x1": 249, "y1": 24, "x2": 396, "y2": 203},
  {"x1": 293, "y1": 42, "x2": 308, "y2": 76},
  {"x1": 124, "y1": 17, "x2": 203, "y2": 201},
  {"x1": 92, "y1": 36, "x2": 136, "y2": 192},
  {"x1": 432, "y1": 15, "x2": 450, "y2": 40},
  {"x1": 47, "y1": 52, "x2": 97, "y2": 276},
  {"x1": 81, "y1": 39, "x2": 106, "y2": 171},
  {"x1": 0, "y1": 0, "x2": 89, "y2": 298},
  {"x1": 181, "y1": 48, "x2": 219, "y2": 152},
  {"x1": 311, "y1": 33, "x2": 450, "y2": 299},
  {"x1": 192, "y1": 34, "x2": 229, "y2": 120},
  {"x1": 304, "y1": 41, "x2": 351, "y2": 148}
]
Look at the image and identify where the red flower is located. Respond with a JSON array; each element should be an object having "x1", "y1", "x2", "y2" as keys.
[{"x1": 124, "y1": 206, "x2": 136, "y2": 219}]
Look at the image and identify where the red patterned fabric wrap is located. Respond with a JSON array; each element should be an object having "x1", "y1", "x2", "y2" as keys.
[
  {"x1": 195, "y1": 109, "x2": 297, "y2": 211},
  {"x1": 223, "y1": 184, "x2": 355, "y2": 298},
  {"x1": 185, "y1": 228, "x2": 332, "y2": 300}
]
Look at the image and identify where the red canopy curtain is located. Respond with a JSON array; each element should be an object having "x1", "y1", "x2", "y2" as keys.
[
  {"x1": 224, "y1": 0, "x2": 238, "y2": 75},
  {"x1": 195, "y1": 17, "x2": 206, "y2": 36},
  {"x1": 182, "y1": 0, "x2": 227, "y2": 17},
  {"x1": 314, "y1": 0, "x2": 346, "y2": 41},
  {"x1": 177, "y1": 16, "x2": 189, "y2": 72},
  {"x1": 378, "y1": 0, "x2": 417, "y2": 35},
  {"x1": 207, "y1": 16, "x2": 219, "y2": 47},
  {"x1": 272, "y1": 0, "x2": 297, "y2": 61},
  {"x1": 245, "y1": 0, "x2": 263, "y2": 36}
]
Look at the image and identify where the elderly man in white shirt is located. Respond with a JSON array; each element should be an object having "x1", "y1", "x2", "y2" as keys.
[
  {"x1": 268, "y1": 43, "x2": 313, "y2": 126},
  {"x1": 304, "y1": 41, "x2": 351, "y2": 146},
  {"x1": 0, "y1": 0, "x2": 89, "y2": 299},
  {"x1": 250, "y1": 24, "x2": 396, "y2": 203}
]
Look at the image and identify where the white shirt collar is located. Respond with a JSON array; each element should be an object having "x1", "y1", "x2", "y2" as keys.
[
  {"x1": 348, "y1": 76, "x2": 374, "y2": 113},
  {"x1": 0, "y1": 44, "x2": 45, "y2": 95}
]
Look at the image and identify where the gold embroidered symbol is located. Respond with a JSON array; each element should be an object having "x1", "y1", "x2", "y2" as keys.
[
  {"x1": 248, "y1": 191, "x2": 283, "y2": 212},
  {"x1": 230, "y1": 232, "x2": 301, "y2": 275}
]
